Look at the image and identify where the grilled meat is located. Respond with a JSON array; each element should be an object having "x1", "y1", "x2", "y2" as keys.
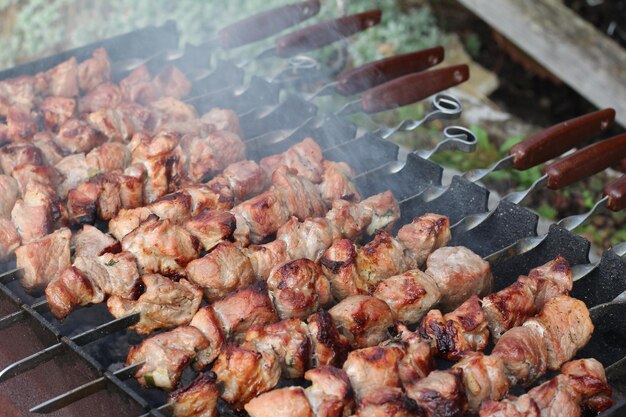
[
  {"x1": 277, "y1": 217, "x2": 339, "y2": 262},
  {"x1": 260, "y1": 138, "x2": 324, "y2": 183},
  {"x1": 243, "y1": 239, "x2": 289, "y2": 280},
  {"x1": 320, "y1": 239, "x2": 361, "y2": 300},
  {"x1": 354, "y1": 387, "x2": 425, "y2": 417},
  {"x1": 354, "y1": 231, "x2": 410, "y2": 293},
  {"x1": 304, "y1": 366, "x2": 354, "y2": 417},
  {"x1": 79, "y1": 82, "x2": 123, "y2": 113},
  {"x1": 72, "y1": 224, "x2": 119, "y2": 258},
  {"x1": 329, "y1": 295, "x2": 394, "y2": 349},
  {"x1": 396, "y1": 213, "x2": 450, "y2": 269},
  {"x1": 452, "y1": 352, "x2": 509, "y2": 412},
  {"x1": 55, "y1": 118, "x2": 102, "y2": 154},
  {"x1": 85, "y1": 142, "x2": 131, "y2": 173},
  {"x1": 153, "y1": 65, "x2": 192, "y2": 99},
  {"x1": 425, "y1": 246, "x2": 492, "y2": 311},
  {"x1": 343, "y1": 345, "x2": 405, "y2": 399},
  {"x1": 201, "y1": 108, "x2": 242, "y2": 136},
  {"x1": 32, "y1": 131, "x2": 65, "y2": 165},
  {"x1": 405, "y1": 368, "x2": 468, "y2": 417},
  {"x1": 77, "y1": 48, "x2": 111, "y2": 92},
  {"x1": 108, "y1": 274, "x2": 202, "y2": 334},
  {"x1": 0, "y1": 217, "x2": 20, "y2": 261},
  {"x1": 0, "y1": 174, "x2": 19, "y2": 218},
  {"x1": 267, "y1": 258, "x2": 332, "y2": 320},
  {"x1": 182, "y1": 209, "x2": 236, "y2": 251},
  {"x1": 272, "y1": 165, "x2": 327, "y2": 220},
  {"x1": 0, "y1": 75, "x2": 47, "y2": 116},
  {"x1": 108, "y1": 206, "x2": 153, "y2": 241},
  {"x1": 6, "y1": 106, "x2": 39, "y2": 142},
  {"x1": 246, "y1": 386, "x2": 315, "y2": 417},
  {"x1": 528, "y1": 256, "x2": 573, "y2": 309},
  {"x1": 189, "y1": 306, "x2": 225, "y2": 366},
  {"x1": 395, "y1": 324, "x2": 434, "y2": 387},
  {"x1": 181, "y1": 130, "x2": 245, "y2": 182},
  {"x1": 15, "y1": 227, "x2": 71, "y2": 291},
  {"x1": 491, "y1": 326, "x2": 548, "y2": 387},
  {"x1": 120, "y1": 65, "x2": 160, "y2": 105},
  {"x1": 55, "y1": 154, "x2": 90, "y2": 198},
  {"x1": 0, "y1": 144, "x2": 44, "y2": 176},
  {"x1": 45, "y1": 57, "x2": 79, "y2": 98},
  {"x1": 319, "y1": 160, "x2": 361, "y2": 205},
  {"x1": 561, "y1": 358, "x2": 612, "y2": 414},
  {"x1": 168, "y1": 373, "x2": 219, "y2": 417},
  {"x1": 307, "y1": 310, "x2": 351, "y2": 368},
  {"x1": 147, "y1": 191, "x2": 191, "y2": 221}
]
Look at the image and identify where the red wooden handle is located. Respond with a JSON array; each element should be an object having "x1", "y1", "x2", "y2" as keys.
[
  {"x1": 275, "y1": 10, "x2": 382, "y2": 58},
  {"x1": 509, "y1": 108, "x2": 616, "y2": 170},
  {"x1": 605, "y1": 174, "x2": 626, "y2": 211},
  {"x1": 335, "y1": 46, "x2": 445, "y2": 96},
  {"x1": 359, "y1": 64, "x2": 469, "y2": 114},
  {"x1": 218, "y1": 0, "x2": 321, "y2": 50}
]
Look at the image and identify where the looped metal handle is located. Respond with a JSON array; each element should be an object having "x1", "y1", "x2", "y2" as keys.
[
  {"x1": 286, "y1": 54, "x2": 320, "y2": 72},
  {"x1": 416, "y1": 126, "x2": 477, "y2": 159},
  {"x1": 431, "y1": 93, "x2": 464, "y2": 117}
]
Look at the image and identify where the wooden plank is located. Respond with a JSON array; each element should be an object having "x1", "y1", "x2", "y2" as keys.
[{"x1": 457, "y1": 0, "x2": 626, "y2": 127}]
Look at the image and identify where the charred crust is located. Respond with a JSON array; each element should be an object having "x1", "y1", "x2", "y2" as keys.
[
  {"x1": 168, "y1": 372, "x2": 217, "y2": 402},
  {"x1": 361, "y1": 231, "x2": 393, "y2": 256}
]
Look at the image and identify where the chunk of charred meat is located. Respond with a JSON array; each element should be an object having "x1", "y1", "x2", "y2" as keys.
[
  {"x1": 329, "y1": 295, "x2": 394, "y2": 349},
  {"x1": 243, "y1": 240, "x2": 289, "y2": 280},
  {"x1": 373, "y1": 269, "x2": 441, "y2": 324},
  {"x1": 478, "y1": 394, "x2": 540, "y2": 417},
  {"x1": 45, "y1": 57, "x2": 79, "y2": 97},
  {"x1": 528, "y1": 256, "x2": 573, "y2": 309},
  {"x1": 108, "y1": 206, "x2": 153, "y2": 241},
  {"x1": 168, "y1": 373, "x2": 219, "y2": 417},
  {"x1": 72, "y1": 224, "x2": 119, "y2": 258},
  {"x1": 272, "y1": 166, "x2": 327, "y2": 220},
  {"x1": 121, "y1": 216, "x2": 200, "y2": 277},
  {"x1": 397, "y1": 213, "x2": 450, "y2": 269},
  {"x1": 181, "y1": 130, "x2": 245, "y2": 182},
  {"x1": 325, "y1": 200, "x2": 372, "y2": 242},
  {"x1": 77, "y1": 48, "x2": 111, "y2": 92},
  {"x1": 46, "y1": 251, "x2": 140, "y2": 319},
  {"x1": 55, "y1": 118, "x2": 102, "y2": 154},
  {"x1": 319, "y1": 160, "x2": 361, "y2": 205},
  {"x1": 33, "y1": 131, "x2": 65, "y2": 165},
  {"x1": 425, "y1": 246, "x2": 493, "y2": 311},
  {"x1": 189, "y1": 306, "x2": 225, "y2": 366},
  {"x1": 212, "y1": 344, "x2": 281, "y2": 408},
  {"x1": 108, "y1": 274, "x2": 202, "y2": 334},
  {"x1": 147, "y1": 191, "x2": 191, "y2": 221},
  {"x1": 561, "y1": 358, "x2": 612, "y2": 414},
  {"x1": 343, "y1": 345, "x2": 405, "y2": 399},
  {"x1": 232, "y1": 190, "x2": 290, "y2": 244},
  {"x1": 79, "y1": 82, "x2": 123, "y2": 113},
  {"x1": 354, "y1": 387, "x2": 425, "y2": 417},
  {"x1": 267, "y1": 259, "x2": 333, "y2": 320},
  {"x1": 39, "y1": 96, "x2": 76, "y2": 131},
  {"x1": 85, "y1": 142, "x2": 131, "y2": 173},
  {"x1": 151, "y1": 96, "x2": 197, "y2": 124},
  {"x1": 491, "y1": 326, "x2": 548, "y2": 387},
  {"x1": 405, "y1": 369, "x2": 468, "y2": 417},
  {"x1": 67, "y1": 181, "x2": 101, "y2": 225},
  {"x1": 320, "y1": 239, "x2": 361, "y2": 300},
  {"x1": 220, "y1": 159, "x2": 269, "y2": 203},
  {"x1": 452, "y1": 352, "x2": 509, "y2": 412},
  {"x1": 0, "y1": 144, "x2": 44, "y2": 176},
  {"x1": 6, "y1": 106, "x2": 39, "y2": 142},
  {"x1": 395, "y1": 324, "x2": 435, "y2": 387},
  {"x1": 87, "y1": 101, "x2": 155, "y2": 143},
  {"x1": 354, "y1": 231, "x2": 410, "y2": 293},
  {"x1": 211, "y1": 282, "x2": 278, "y2": 339},
  {"x1": 244, "y1": 318, "x2": 311, "y2": 378},
  {"x1": 245, "y1": 386, "x2": 314, "y2": 417},
  {"x1": 185, "y1": 242, "x2": 254, "y2": 301},
  {"x1": 185, "y1": 182, "x2": 231, "y2": 214},
  {"x1": 0, "y1": 75, "x2": 47, "y2": 116},
  {"x1": 304, "y1": 366, "x2": 355, "y2": 417},
  {"x1": 522, "y1": 295, "x2": 593, "y2": 370},
  {"x1": 307, "y1": 310, "x2": 351, "y2": 368},
  {"x1": 127, "y1": 326, "x2": 209, "y2": 389},
  {"x1": 0, "y1": 218, "x2": 20, "y2": 261},
  {"x1": 153, "y1": 65, "x2": 191, "y2": 99},
  {"x1": 0, "y1": 175, "x2": 19, "y2": 218},
  {"x1": 12, "y1": 163, "x2": 61, "y2": 196},
  {"x1": 15, "y1": 227, "x2": 71, "y2": 291},
  {"x1": 201, "y1": 108, "x2": 242, "y2": 136},
  {"x1": 278, "y1": 217, "x2": 339, "y2": 263},
  {"x1": 120, "y1": 65, "x2": 160, "y2": 105},
  {"x1": 55, "y1": 153, "x2": 90, "y2": 198},
  {"x1": 419, "y1": 295, "x2": 490, "y2": 360},
  {"x1": 183, "y1": 209, "x2": 236, "y2": 251},
  {"x1": 261, "y1": 138, "x2": 324, "y2": 183},
  {"x1": 361, "y1": 191, "x2": 400, "y2": 236},
  {"x1": 11, "y1": 197, "x2": 53, "y2": 244}
]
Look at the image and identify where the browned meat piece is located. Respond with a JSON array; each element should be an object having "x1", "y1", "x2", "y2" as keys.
[
  {"x1": 405, "y1": 369, "x2": 468, "y2": 417},
  {"x1": 453, "y1": 352, "x2": 509, "y2": 412},
  {"x1": 244, "y1": 318, "x2": 311, "y2": 378},
  {"x1": 0, "y1": 218, "x2": 20, "y2": 261},
  {"x1": 182, "y1": 130, "x2": 246, "y2": 182},
  {"x1": 232, "y1": 212, "x2": 251, "y2": 248},
  {"x1": 397, "y1": 213, "x2": 450, "y2": 269},
  {"x1": 151, "y1": 96, "x2": 197, "y2": 124},
  {"x1": 201, "y1": 108, "x2": 242, "y2": 136},
  {"x1": 127, "y1": 326, "x2": 209, "y2": 389},
  {"x1": 395, "y1": 324, "x2": 434, "y2": 387},
  {"x1": 529, "y1": 375, "x2": 581, "y2": 417},
  {"x1": 85, "y1": 142, "x2": 131, "y2": 173},
  {"x1": 20, "y1": 180, "x2": 67, "y2": 229},
  {"x1": 325, "y1": 199, "x2": 372, "y2": 242},
  {"x1": 45, "y1": 57, "x2": 79, "y2": 97},
  {"x1": 260, "y1": 138, "x2": 324, "y2": 183},
  {"x1": 55, "y1": 118, "x2": 102, "y2": 154},
  {"x1": 185, "y1": 242, "x2": 254, "y2": 302},
  {"x1": 271, "y1": 166, "x2": 327, "y2": 220},
  {"x1": 120, "y1": 65, "x2": 160, "y2": 104},
  {"x1": 154, "y1": 65, "x2": 192, "y2": 99},
  {"x1": 304, "y1": 366, "x2": 355, "y2": 417},
  {"x1": 12, "y1": 164, "x2": 60, "y2": 197},
  {"x1": 419, "y1": 296, "x2": 490, "y2": 360},
  {"x1": 183, "y1": 209, "x2": 235, "y2": 251},
  {"x1": 212, "y1": 344, "x2": 281, "y2": 408},
  {"x1": 243, "y1": 240, "x2": 289, "y2": 280},
  {"x1": 355, "y1": 231, "x2": 409, "y2": 293},
  {"x1": 529, "y1": 256, "x2": 573, "y2": 309},
  {"x1": 561, "y1": 358, "x2": 612, "y2": 414},
  {"x1": 522, "y1": 295, "x2": 593, "y2": 370},
  {"x1": 360, "y1": 191, "x2": 400, "y2": 236},
  {"x1": 355, "y1": 387, "x2": 425, "y2": 417},
  {"x1": 40, "y1": 96, "x2": 76, "y2": 131},
  {"x1": 182, "y1": 183, "x2": 228, "y2": 214},
  {"x1": 425, "y1": 246, "x2": 492, "y2": 311},
  {"x1": 374, "y1": 269, "x2": 441, "y2": 324},
  {"x1": 55, "y1": 154, "x2": 90, "y2": 198},
  {"x1": 108, "y1": 206, "x2": 153, "y2": 241},
  {"x1": 277, "y1": 217, "x2": 338, "y2": 262},
  {"x1": 0, "y1": 75, "x2": 47, "y2": 115},
  {"x1": 189, "y1": 306, "x2": 225, "y2": 367},
  {"x1": 0, "y1": 175, "x2": 19, "y2": 218},
  {"x1": 108, "y1": 274, "x2": 202, "y2": 334},
  {"x1": 11, "y1": 198, "x2": 53, "y2": 244},
  {"x1": 46, "y1": 267, "x2": 95, "y2": 319},
  {"x1": 329, "y1": 295, "x2": 394, "y2": 348},
  {"x1": 122, "y1": 216, "x2": 200, "y2": 277},
  {"x1": 343, "y1": 345, "x2": 405, "y2": 399},
  {"x1": 67, "y1": 182, "x2": 100, "y2": 225},
  {"x1": 78, "y1": 48, "x2": 111, "y2": 92},
  {"x1": 320, "y1": 239, "x2": 361, "y2": 300},
  {"x1": 0, "y1": 143, "x2": 44, "y2": 175},
  {"x1": 231, "y1": 190, "x2": 289, "y2": 244},
  {"x1": 94, "y1": 174, "x2": 122, "y2": 220},
  {"x1": 33, "y1": 131, "x2": 65, "y2": 165},
  {"x1": 245, "y1": 386, "x2": 314, "y2": 417},
  {"x1": 212, "y1": 282, "x2": 278, "y2": 338},
  {"x1": 116, "y1": 174, "x2": 143, "y2": 211},
  {"x1": 479, "y1": 395, "x2": 540, "y2": 417},
  {"x1": 267, "y1": 259, "x2": 332, "y2": 319},
  {"x1": 220, "y1": 159, "x2": 269, "y2": 202},
  {"x1": 491, "y1": 326, "x2": 548, "y2": 387},
  {"x1": 319, "y1": 160, "x2": 361, "y2": 205},
  {"x1": 72, "y1": 224, "x2": 119, "y2": 258},
  {"x1": 86, "y1": 103, "x2": 150, "y2": 143},
  {"x1": 169, "y1": 373, "x2": 219, "y2": 417},
  {"x1": 307, "y1": 310, "x2": 350, "y2": 368},
  {"x1": 15, "y1": 227, "x2": 71, "y2": 291},
  {"x1": 79, "y1": 82, "x2": 123, "y2": 113},
  {"x1": 148, "y1": 191, "x2": 192, "y2": 221}
]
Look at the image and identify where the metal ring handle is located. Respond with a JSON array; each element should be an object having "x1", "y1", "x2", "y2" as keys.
[
  {"x1": 416, "y1": 126, "x2": 477, "y2": 159},
  {"x1": 431, "y1": 93, "x2": 463, "y2": 117}
]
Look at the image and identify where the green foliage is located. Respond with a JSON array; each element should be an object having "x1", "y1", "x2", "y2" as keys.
[{"x1": 464, "y1": 32, "x2": 481, "y2": 57}]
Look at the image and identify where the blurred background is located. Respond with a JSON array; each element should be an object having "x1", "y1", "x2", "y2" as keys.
[{"x1": 1, "y1": 0, "x2": 625, "y2": 251}]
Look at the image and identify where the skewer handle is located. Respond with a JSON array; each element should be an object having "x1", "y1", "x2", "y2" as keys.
[
  {"x1": 605, "y1": 174, "x2": 626, "y2": 211},
  {"x1": 544, "y1": 133, "x2": 626, "y2": 189},
  {"x1": 359, "y1": 64, "x2": 469, "y2": 114},
  {"x1": 275, "y1": 9, "x2": 382, "y2": 57},
  {"x1": 335, "y1": 46, "x2": 445, "y2": 96},
  {"x1": 218, "y1": 0, "x2": 321, "y2": 50},
  {"x1": 509, "y1": 108, "x2": 616, "y2": 170}
]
